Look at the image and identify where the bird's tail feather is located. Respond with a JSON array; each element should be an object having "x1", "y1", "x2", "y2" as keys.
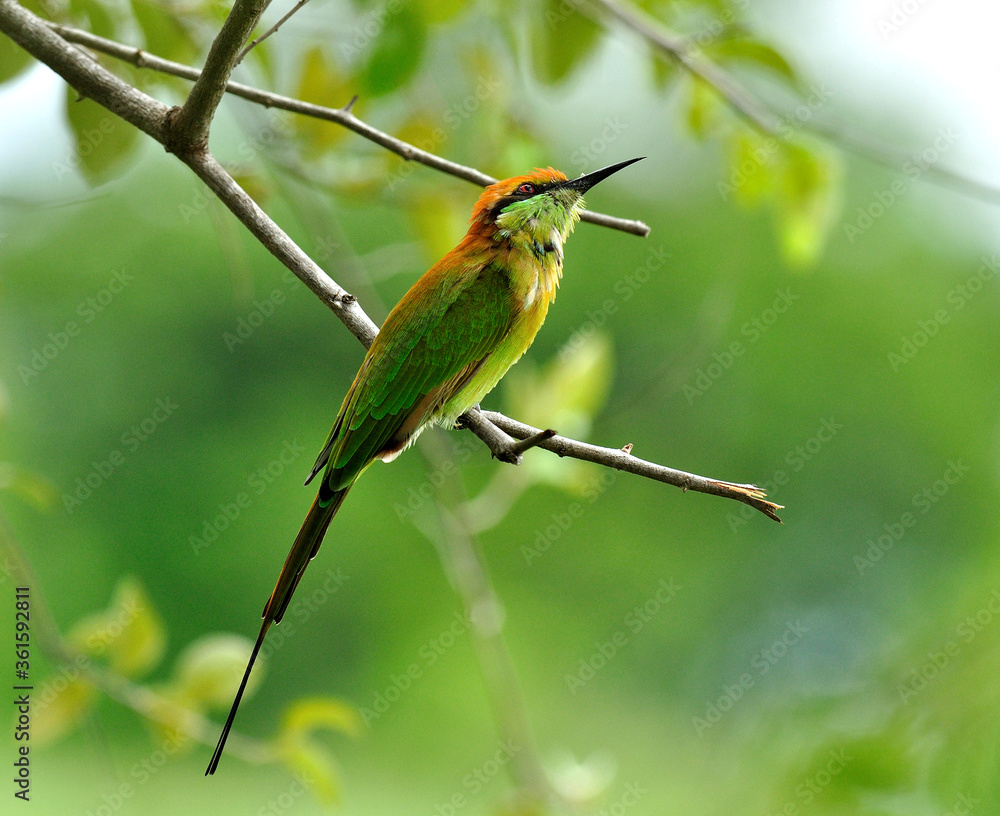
[{"x1": 205, "y1": 488, "x2": 349, "y2": 775}]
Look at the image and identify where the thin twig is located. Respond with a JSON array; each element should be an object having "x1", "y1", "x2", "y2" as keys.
[
  {"x1": 480, "y1": 410, "x2": 784, "y2": 522},
  {"x1": 43, "y1": 21, "x2": 651, "y2": 237},
  {"x1": 590, "y1": 0, "x2": 1000, "y2": 205},
  {"x1": 235, "y1": 0, "x2": 312, "y2": 67}
]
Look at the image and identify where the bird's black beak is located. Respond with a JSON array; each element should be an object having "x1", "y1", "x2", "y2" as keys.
[{"x1": 556, "y1": 157, "x2": 645, "y2": 193}]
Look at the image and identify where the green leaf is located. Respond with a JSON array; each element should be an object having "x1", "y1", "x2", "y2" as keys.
[
  {"x1": 295, "y1": 46, "x2": 355, "y2": 155},
  {"x1": 281, "y1": 741, "x2": 342, "y2": 805},
  {"x1": 63, "y1": 90, "x2": 140, "y2": 183},
  {"x1": 685, "y1": 76, "x2": 720, "y2": 139},
  {"x1": 533, "y1": 0, "x2": 603, "y2": 84},
  {"x1": 173, "y1": 633, "x2": 266, "y2": 709},
  {"x1": 130, "y1": 0, "x2": 198, "y2": 64},
  {"x1": 0, "y1": 32, "x2": 32, "y2": 85},
  {"x1": 69, "y1": 0, "x2": 118, "y2": 40},
  {"x1": 708, "y1": 37, "x2": 798, "y2": 87},
  {"x1": 0, "y1": 462, "x2": 57, "y2": 509},
  {"x1": 68, "y1": 576, "x2": 166, "y2": 677},
  {"x1": 412, "y1": 0, "x2": 465, "y2": 24},
  {"x1": 278, "y1": 698, "x2": 359, "y2": 805},
  {"x1": 281, "y1": 697, "x2": 361, "y2": 740},
  {"x1": 407, "y1": 190, "x2": 467, "y2": 263},
  {"x1": 774, "y1": 143, "x2": 839, "y2": 267},
  {"x1": 726, "y1": 131, "x2": 779, "y2": 206},
  {"x1": 33, "y1": 678, "x2": 97, "y2": 745},
  {"x1": 359, "y1": 4, "x2": 426, "y2": 97}
]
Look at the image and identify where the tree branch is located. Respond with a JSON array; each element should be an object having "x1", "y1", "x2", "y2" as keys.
[
  {"x1": 167, "y1": 0, "x2": 271, "y2": 152},
  {"x1": 0, "y1": 0, "x2": 169, "y2": 141},
  {"x1": 235, "y1": 0, "x2": 312, "y2": 67},
  {"x1": 0, "y1": 1, "x2": 780, "y2": 521},
  {"x1": 479, "y1": 411, "x2": 784, "y2": 522},
  {"x1": 590, "y1": 0, "x2": 1000, "y2": 206},
  {"x1": 43, "y1": 21, "x2": 651, "y2": 237}
]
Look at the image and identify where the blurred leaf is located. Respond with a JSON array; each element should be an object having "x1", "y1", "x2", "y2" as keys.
[
  {"x1": 281, "y1": 741, "x2": 341, "y2": 804},
  {"x1": 144, "y1": 685, "x2": 200, "y2": 752},
  {"x1": 503, "y1": 332, "x2": 614, "y2": 492},
  {"x1": 533, "y1": 0, "x2": 603, "y2": 84},
  {"x1": 130, "y1": 0, "x2": 198, "y2": 64},
  {"x1": 360, "y1": 5, "x2": 426, "y2": 97},
  {"x1": 69, "y1": 0, "x2": 118, "y2": 40},
  {"x1": 63, "y1": 90, "x2": 140, "y2": 183},
  {"x1": 278, "y1": 698, "x2": 359, "y2": 805},
  {"x1": 649, "y1": 52, "x2": 675, "y2": 92},
  {"x1": 413, "y1": 0, "x2": 465, "y2": 24},
  {"x1": 505, "y1": 331, "x2": 613, "y2": 439},
  {"x1": 295, "y1": 46, "x2": 355, "y2": 155},
  {"x1": 173, "y1": 633, "x2": 264, "y2": 709},
  {"x1": 708, "y1": 37, "x2": 798, "y2": 86},
  {"x1": 281, "y1": 696, "x2": 361, "y2": 740},
  {"x1": 68, "y1": 577, "x2": 166, "y2": 677},
  {"x1": 407, "y1": 190, "x2": 467, "y2": 262},
  {"x1": 0, "y1": 31, "x2": 33, "y2": 84},
  {"x1": 231, "y1": 171, "x2": 272, "y2": 208},
  {"x1": 0, "y1": 461, "x2": 57, "y2": 509},
  {"x1": 726, "y1": 130, "x2": 779, "y2": 206},
  {"x1": 685, "y1": 76, "x2": 719, "y2": 140},
  {"x1": 33, "y1": 677, "x2": 97, "y2": 745},
  {"x1": 775, "y1": 142, "x2": 839, "y2": 267}
]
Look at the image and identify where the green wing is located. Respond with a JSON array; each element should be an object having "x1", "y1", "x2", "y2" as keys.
[{"x1": 310, "y1": 262, "x2": 517, "y2": 497}]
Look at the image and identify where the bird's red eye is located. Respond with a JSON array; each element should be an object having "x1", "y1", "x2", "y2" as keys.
[{"x1": 517, "y1": 183, "x2": 535, "y2": 194}]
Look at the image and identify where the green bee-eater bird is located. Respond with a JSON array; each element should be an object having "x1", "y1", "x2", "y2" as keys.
[{"x1": 206, "y1": 157, "x2": 644, "y2": 774}]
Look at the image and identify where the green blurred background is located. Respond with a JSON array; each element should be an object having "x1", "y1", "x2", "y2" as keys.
[{"x1": 3, "y1": 0, "x2": 1000, "y2": 813}]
